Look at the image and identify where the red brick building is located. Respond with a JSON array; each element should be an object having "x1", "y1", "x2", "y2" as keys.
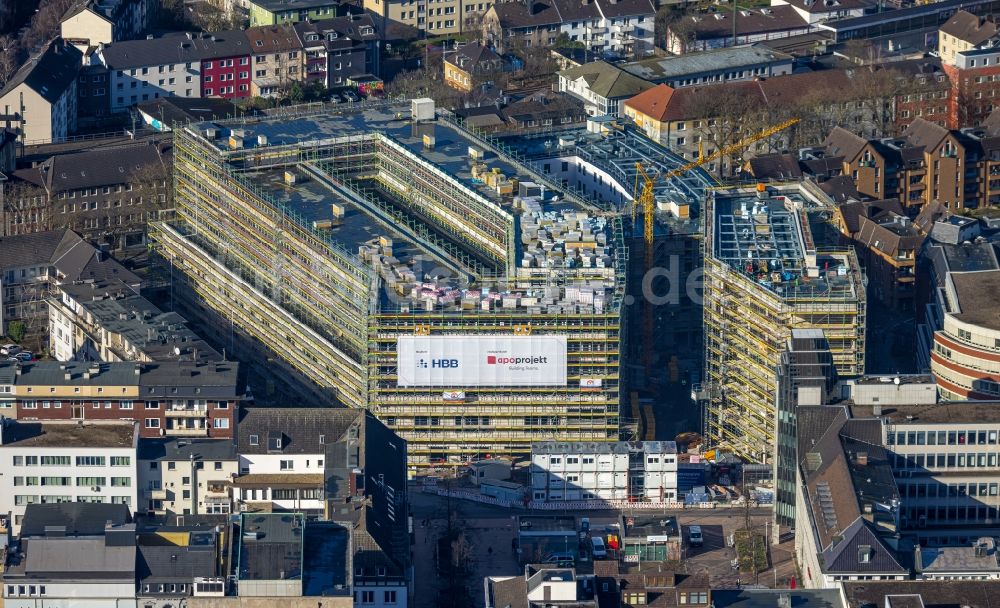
[{"x1": 5, "y1": 361, "x2": 244, "y2": 438}]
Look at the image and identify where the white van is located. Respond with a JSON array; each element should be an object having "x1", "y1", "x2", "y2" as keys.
[
  {"x1": 688, "y1": 525, "x2": 704, "y2": 547},
  {"x1": 591, "y1": 536, "x2": 607, "y2": 558}
]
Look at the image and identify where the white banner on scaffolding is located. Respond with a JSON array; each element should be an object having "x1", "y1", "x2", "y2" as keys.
[{"x1": 397, "y1": 335, "x2": 567, "y2": 387}]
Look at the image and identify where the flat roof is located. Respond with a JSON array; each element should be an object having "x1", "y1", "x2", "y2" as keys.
[
  {"x1": 850, "y1": 402, "x2": 1000, "y2": 424},
  {"x1": 712, "y1": 189, "x2": 859, "y2": 300},
  {"x1": 302, "y1": 522, "x2": 350, "y2": 596},
  {"x1": 921, "y1": 543, "x2": 1000, "y2": 573},
  {"x1": 0, "y1": 421, "x2": 135, "y2": 448},
  {"x1": 185, "y1": 103, "x2": 625, "y2": 313},
  {"x1": 239, "y1": 513, "x2": 304, "y2": 581},
  {"x1": 60, "y1": 283, "x2": 221, "y2": 363},
  {"x1": 621, "y1": 44, "x2": 792, "y2": 82},
  {"x1": 950, "y1": 270, "x2": 1000, "y2": 330}
]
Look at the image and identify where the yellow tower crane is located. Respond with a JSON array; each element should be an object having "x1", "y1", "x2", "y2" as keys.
[{"x1": 632, "y1": 117, "x2": 800, "y2": 368}]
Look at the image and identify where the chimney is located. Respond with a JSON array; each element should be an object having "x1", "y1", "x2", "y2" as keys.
[{"x1": 914, "y1": 544, "x2": 923, "y2": 574}]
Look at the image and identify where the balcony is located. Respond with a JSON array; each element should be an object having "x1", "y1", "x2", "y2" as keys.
[
  {"x1": 147, "y1": 489, "x2": 167, "y2": 500},
  {"x1": 167, "y1": 427, "x2": 209, "y2": 437},
  {"x1": 165, "y1": 408, "x2": 207, "y2": 417}
]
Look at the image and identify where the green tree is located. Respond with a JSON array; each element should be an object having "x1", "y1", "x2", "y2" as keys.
[
  {"x1": 288, "y1": 81, "x2": 305, "y2": 104},
  {"x1": 8, "y1": 321, "x2": 25, "y2": 344}
]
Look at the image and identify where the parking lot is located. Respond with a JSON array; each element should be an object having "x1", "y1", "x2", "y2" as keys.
[{"x1": 409, "y1": 488, "x2": 797, "y2": 608}]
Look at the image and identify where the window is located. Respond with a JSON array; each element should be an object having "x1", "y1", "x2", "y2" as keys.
[
  {"x1": 214, "y1": 418, "x2": 229, "y2": 429},
  {"x1": 41, "y1": 456, "x2": 70, "y2": 466},
  {"x1": 385, "y1": 590, "x2": 398, "y2": 603},
  {"x1": 249, "y1": 434, "x2": 259, "y2": 446},
  {"x1": 111, "y1": 477, "x2": 131, "y2": 487},
  {"x1": 76, "y1": 477, "x2": 107, "y2": 487},
  {"x1": 111, "y1": 456, "x2": 130, "y2": 466},
  {"x1": 145, "y1": 418, "x2": 160, "y2": 428},
  {"x1": 144, "y1": 401, "x2": 158, "y2": 409},
  {"x1": 76, "y1": 456, "x2": 106, "y2": 466},
  {"x1": 280, "y1": 460, "x2": 294, "y2": 470},
  {"x1": 359, "y1": 591, "x2": 375, "y2": 604}
]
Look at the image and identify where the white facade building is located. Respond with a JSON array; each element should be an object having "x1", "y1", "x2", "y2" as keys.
[
  {"x1": 0, "y1": 419, "x2": 138, "y2": 534},
  {"x1": 98, "y1": 38, "x2": 203, "y2": 113},
  {"x1": 530, "y1": 441, "x2": 678, "y2": 502},
  {"x1": 138, "y1": 437, "x2": 238, "y2": 516}
]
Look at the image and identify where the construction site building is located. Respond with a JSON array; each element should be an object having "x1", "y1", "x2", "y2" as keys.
[
  {"x1": 702, "y1": 184, "x2": 866, "y2": 464},
  {"x1": 152, "y1": 101, "x2": 628, "y2": 466}
]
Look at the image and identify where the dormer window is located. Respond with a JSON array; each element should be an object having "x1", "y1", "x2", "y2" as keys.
[
  {"x1": 307, "y1": 34, "x2": 319, "y2": 41},
  {"x1": 268, "y1": 431, "x2": 283, "y2": 452},
  {"x1": 249, "y1": 434, "x2": 259, "y2": 446},
  {"x1": 858, "y1": 545, "x2": 873, "y2": 563},
  {"x1": 327, "y1": 32, "x2": 338, "y2": 40},
  {"x1": 624, "y1": 592, "x2": 647, "y2": 605}
]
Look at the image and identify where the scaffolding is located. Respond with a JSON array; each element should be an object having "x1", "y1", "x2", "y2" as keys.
[
  {"x1": 151, "y1": 105, "x2": 629, "y2": 465},
  {"x1": 702, "y1": 185, "x2": 866, "y2": 464}
]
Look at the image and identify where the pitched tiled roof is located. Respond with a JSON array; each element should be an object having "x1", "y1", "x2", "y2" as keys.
[
  {"x1": 902, "y1": 117, "x2": 950, "y2": 150},
  {"x1": 492, "y1": 0, "x2": 563, "y2": 28},
  {"x1": 940, "y1": 10, "x2": 998, "y2": 46},
  {"x1": 747, "y1": 153, "x2": 803, "y2": 180},
  {"x1": 560, "y1": 61, "x2": 653, "y2": 99},
  {"x1": 823, "y1": 126, "x2": 867, "y2": 162},
  {"x1": 20, "y1": 503, "x2": 131, "y2": 537},
  {"x1": 247, "y1": 24, "x2": 302, "y2": 53},
  {"x1": 597, "y1": 0, "x2": 655, "y2": 19},
  {"x1": 453, "y1": 42, "x2": 501, "y2": 66},
  {"x1": 13, "y1": 142, "x2": 169, "y2": 192},
  {"x1": 674, "y1": 5, "x2": 807, "y2": 40},
  {"x1": 237, "y1": 407, "x2": 365, "y2": 454},
  {"x1": 822, "y1": 517, "x2": 907, "y2": 574},
  {"x1": 837, "y1": 199, "x2": 905, "y2": 234},
  {"x1": 0, "y1": 39, "x2": 82, "y2": 104},
  {"x1": 623, "y1": 84, "x2": 675, "y2": 121},
  {"x1": 781, "y1": 0, "x2": 871, "y2": 14},
  {"x1": 101, "y1": 30, "x2": 251, "y2": 70}
]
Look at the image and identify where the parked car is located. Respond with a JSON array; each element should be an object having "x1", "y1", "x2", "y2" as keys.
[
  {"x1": 1, "y1": 344, "x2": 20, "y2": 355},
  {"x1": 15, "y1": 351, "x2": 32, "y2": 361},
  {"x1": 343, "y1": 90, "x2": 360, "y2": 102},
  {"x1": 688, "y1": 525, "x2": 703, "y2": 547},
  {"x1": 329, "y1": 94, "x2": 343, "y2": 104},
  {"x1": 590, "y1": 536, "x2": 607, "y2": 558}
]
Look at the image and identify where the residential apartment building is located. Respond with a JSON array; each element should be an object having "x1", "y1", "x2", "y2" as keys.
[
  {"x1": 236, "y1": 408, "x2": 407, "y2": 520},
  {"x1": 61, "y1": 0, "x2": 154, "y2": 49},
  {"x1": 138, "y1": 437, "x2": 238, "y2": 516},
  {"x1": 0, "y1": 39, "x2": 81, "y2": 144},
  {"x1": 2, "y1": 503, "x2": 137, "y2": 607},
  {"x1": 621, "y1": 69, "x2": 898, "y2": 177},
  {"x1": 482, "y1": 0, "x2": 655, "y2": 56},
  {"x1": 248, "y1": 0, "x2": 343, "y2": 26},
  {"x1": 293, "y1": 14, "x2": 380, "y2": 89},
  {"x1": 4, "y1": 142, "x2": 172, "y2": 249},
  {"x1": 199, "y1": 31, "x2": 254, "y2": 100},
  {"x1": 850, "y1": 207, "x2": 925, "y2": 310},
  {"x1": 938, "y1": 11, "x2": 998, "y2": 67},
  {"x1": 99, "y1": 31, "x2": 252, "y2": 112},
  {"x1": 368, "y1": 0, "x2": 492, "y2": 36},
  {"x1": 620, "y1": 43, "x2": 793, "y2": 88},
  {"x1": 558, "y1": 60, "x2": 652, "y2": 116},
  {"x1": 247, "y1": 24, "x2": 303, "y2": 97},
  {"x1": 4, "y1": 360, "x2": 242, "y2": 440},
  {"x1": 0, "y1": 230, "x2": 140, "y2": 339},
  {"x1": 0, "y1": 419, "x2": 138, "y2": 533},
  {"x1": 931, "y1": 269, "x2": 1000, "y2": 400},
  {"x1": 444, "y1": 43, "x2": 505, "y2": 92},
  {"x1": 702, "y1": 184, "x2": 866, "y2": 463},
  {"x1": 48, "y1": 278, "x2": 221, "y2": 363},
  {"x1": 530, "y1": 440, "x2": 678, "y2": 502},
  {"x1": 99, "y1": 37, "x2": 204, "y2": 112},
  {"x1": 665, "y1": 5, "x2": 811, "y2": 55}
]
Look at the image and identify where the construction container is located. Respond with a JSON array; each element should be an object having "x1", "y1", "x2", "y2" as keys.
[
  {"x1": 284, "y1": 171, "x2": 297, "y2": 185},
  {"x1": 411, "y1": 98, "x2": 435, "y2": 121},
  {"x1": 331, "y1": 203, "x2": 346, "y2": 218},
  {"x1": 468, "y1": 145, "x2": 485, "y2": 160},
  {"x1": 423, "y1": 134, "x2": 436, "y2": 149}
]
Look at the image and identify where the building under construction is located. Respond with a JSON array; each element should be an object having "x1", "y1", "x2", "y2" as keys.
[
  {"x1": 701, "y1": 184, "x2": 866, "y2": 464},
  {"x1": 152, "y1": 100, "x2": 628, "y2": 465}
]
